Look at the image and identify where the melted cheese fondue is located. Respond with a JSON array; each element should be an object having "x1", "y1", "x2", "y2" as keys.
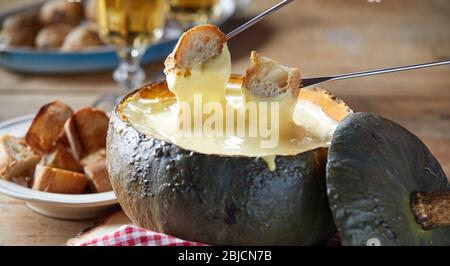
[{"x1": 122, "y1": 45, "x2": 338, "y2": 170}]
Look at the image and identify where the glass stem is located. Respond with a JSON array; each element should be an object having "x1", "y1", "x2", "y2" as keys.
[{"x1": 114, "y1": 47, "x2": 145, "y2": 91}]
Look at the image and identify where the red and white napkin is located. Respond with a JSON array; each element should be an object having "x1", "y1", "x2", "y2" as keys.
[{"x1": 76, "y1": 225, "x2": 207, "y2": 246}]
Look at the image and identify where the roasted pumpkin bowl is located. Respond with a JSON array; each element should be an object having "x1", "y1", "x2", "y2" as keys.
[{"x1": 107, "y1": 76, "x2": 352, "y2": 246}]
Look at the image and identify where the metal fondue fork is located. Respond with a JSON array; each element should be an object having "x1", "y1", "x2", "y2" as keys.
[
  {"x1": 225, "y1": 1, "x2": 449, "y2": 87},
  {"x1": 300, "y1": 60, "x2": 450, "y2": 88}
]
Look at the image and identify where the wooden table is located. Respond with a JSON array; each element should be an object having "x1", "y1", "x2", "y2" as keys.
[{"x1": 0, "y1": 0, "x2": 449, "y2": 245}]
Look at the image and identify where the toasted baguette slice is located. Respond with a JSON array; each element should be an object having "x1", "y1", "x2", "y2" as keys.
[
  {"x1": 64, "y1": 117, "x2": 83, "y2": 160},
  {"x1": 0, "y1": 135, "x2": 40, "y2": 180},
  {"x1": 80, "y1": 148, "x2": 106, "y2": 167},
  {"x1": 84, "y1": 159, "x2": 112, "y2": 193},
  {"x1": 164, "y1": 24, "x2": 226, "y2": 73},
  {"x1": 40, "y1": 143, "x2": 83, "y2": 173},
  {"x1": 26, "y1": 101, "x2": 73, "y2": 153},
  {"x1": 32, "y1": 165, "x2": 88, "y2": 194},
  {"x1": 243, "y1": 51, "x2": 301, "y2": 98},
  {"x1": 71, "y1": 108, "x2": 109, "y2": 157}
]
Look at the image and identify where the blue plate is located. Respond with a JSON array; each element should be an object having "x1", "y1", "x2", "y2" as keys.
[
  {"x1": 0, "y1": 0, "x2": 236, "y2": 74},
  {"x1": 0, "y1": 43, "x2": 177, "y2": 74}
]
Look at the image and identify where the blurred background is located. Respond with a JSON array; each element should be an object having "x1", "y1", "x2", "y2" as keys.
[{"x1": 0, "y1": 0, "x2": 449, "y2": 244}]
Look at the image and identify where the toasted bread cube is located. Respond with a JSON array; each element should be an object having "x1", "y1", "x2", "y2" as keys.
[
  {"x1": 40, "y1": 143, "x2": 83, "y2": 173},
  {"x1": 83, "y1": 158, "x2": 112, "y2": 193},
  {"x1": 25, "y1": 101, "x2": 73, "y2": 153},
  {"x1": 164, "y1": 24, "x2": 226, "y2": 73},
  {"x1": 243, "y1": 51, "x2": 301, "y2": 98},
  {"x1": 0, "y1": 134, "x2": 40, "y2": 180},
  {"x1": 71, "y1": 108, "x2": 109, "y2": 157},
  {"x1": 33, "y1": 165, "x2": 88, "y2": 194}
]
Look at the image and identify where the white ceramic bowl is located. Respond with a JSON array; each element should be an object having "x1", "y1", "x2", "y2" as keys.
[{"x1": 0, "y1": 115, "x2": 117, "y2": 220}]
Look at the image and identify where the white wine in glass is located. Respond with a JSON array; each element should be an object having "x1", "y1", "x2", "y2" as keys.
[
  {"x1": 168, "y1": 0, "x2": 220, "y2": 26},
  {"x1": 97, "y1": 0, "x2": 165, "y2": 91}
]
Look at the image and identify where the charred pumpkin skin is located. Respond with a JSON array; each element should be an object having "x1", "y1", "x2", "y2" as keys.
[
  {"x1": 107, "y1": 112, "x2": 335, "y2": 245},
  {"x1": 327, "y1": 113, "x2": 450, "y2": 246}
]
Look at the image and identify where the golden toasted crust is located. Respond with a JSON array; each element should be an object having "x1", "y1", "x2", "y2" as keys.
[
  {"x1": 25, "y1": 101, "x2": 73, "y2": 153},
  {"x1": 71, "y1": 108, "x2": 109, "y2": 157},
  {"x1": 164, "y1": 24, "x2": 226, "y2": 73},
  {"x1": 243, "y1": 51, "x2": 301, "y2": 98},
  {"x1": 32, "y1": 165, "x2": 88, "y2": 194},
  {"x1": 55, "y1": 126, "x2": 70, "y2": 147}
]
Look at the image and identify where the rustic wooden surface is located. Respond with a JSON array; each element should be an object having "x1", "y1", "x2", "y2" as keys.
[{"x1": 0, "y1": 0, "x2": 449, "y2": 245}]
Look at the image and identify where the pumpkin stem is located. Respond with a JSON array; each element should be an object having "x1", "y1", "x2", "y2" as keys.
[{"x1": 411, "y1": 190, "x2": 450, "y2": 230}]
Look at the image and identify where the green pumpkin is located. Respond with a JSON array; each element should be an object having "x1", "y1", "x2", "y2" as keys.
[
  {"x1": 327, "y1": 112, "x2": 450, "y2": 245},
  {"x1": 106, "y1": 79, "x2": 352, "y2": 245}
]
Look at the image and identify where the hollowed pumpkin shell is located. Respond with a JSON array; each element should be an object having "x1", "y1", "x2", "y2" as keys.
[{"x1": 107, "y1": 77, "x2": 351, "y2": 245}]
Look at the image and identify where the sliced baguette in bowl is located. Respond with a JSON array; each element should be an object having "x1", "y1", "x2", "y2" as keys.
[
  {"x1": 0, "y1": 134, "x2": 40, "y2": 181},
  {"x1": 40, "y1": 143, "x2": 83, "y2": 173},
  {"x1": 25, "y1": 101, "x2": 73, "y2": 153},
  {"x1": 32, "y1": 165, "x2": 88, "y2": 194},
  {"x1": 70, "y1": 108, "x2": 109, "y2": 157},
  {"x1": 84, "y1": 158, "x2": 111, "y2": 193}
]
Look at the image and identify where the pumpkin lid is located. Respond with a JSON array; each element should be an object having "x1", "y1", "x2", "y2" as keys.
[{"x1": 327, "y1": 112, "x2": 450, "y2": 245}]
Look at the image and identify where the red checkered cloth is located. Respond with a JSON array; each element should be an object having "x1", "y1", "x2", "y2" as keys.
[{"x1": 77, "y1": 225, "x2": 207, "y2": 246}]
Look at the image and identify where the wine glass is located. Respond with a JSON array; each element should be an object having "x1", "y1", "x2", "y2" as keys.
[
  {"x1": 167, "y1": 0, "x2": 222, "y2": 31},
  {"x1": 95, "y1": 0, "x2": 166, "y2": 110}
]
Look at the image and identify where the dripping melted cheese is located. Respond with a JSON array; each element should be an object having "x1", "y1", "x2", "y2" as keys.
[{"x1": 122, "y1": 45, "x2": 338, "y2": 170}]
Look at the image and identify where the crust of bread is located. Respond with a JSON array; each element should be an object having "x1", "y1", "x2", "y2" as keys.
[
  {"x1": 32, "y1": 165, "x2": 88, "y2": 194},
  {"x1": 243, "y1": 51, "x2": 301, "y2": 98},
  {"x1": 164, "y1": 24, "x2": 226, "y2": 73},
  {"x1": 25, "y1": 101, "x2": 73, "y2": 153},
  {"x1": 83, "y1": 159, "x2": 112, "y2": 193},
  {"x1": 0, "y1": 135, "x2": 40, "y2": 180},
  {"x1": 71, "y1": 108, "x2": 109, "y2": 157},
  {"x1": 40, "y1": 143, "x2": 83, "y2": 173},
  {"x1": 64, "y1": 117, "x2": 83, "y2": 160},
  {"x1": 56, "y1": 127, "x2": 70, "y2": 147}
]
